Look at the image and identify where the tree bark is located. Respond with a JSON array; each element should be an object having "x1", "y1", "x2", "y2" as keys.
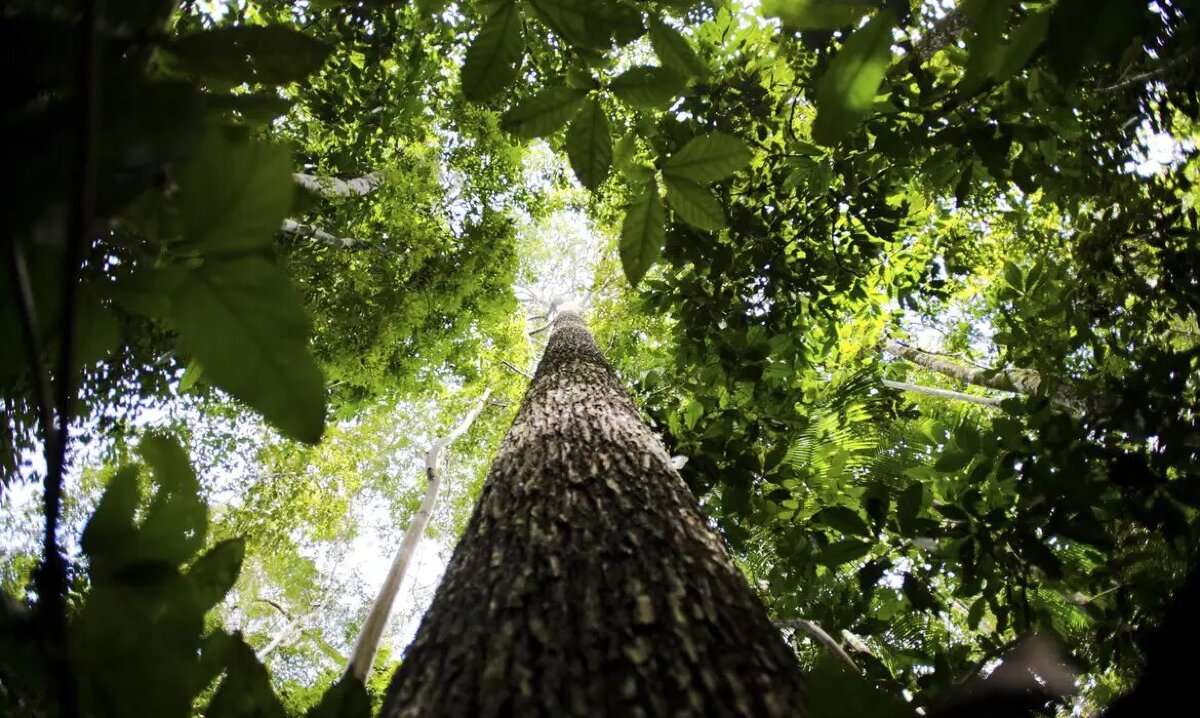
[
  {"x1": 348, "y1": 388, "x2": 494, "y2": 681},
  {"x1": 280, "y1": 218, "x2": 363, "y2": 249},
  {"x1": 881, "y1": 379, "x2": 1006, "y2": 408},
  {"x1": 381, "y1": 311, "x2": 805, "y2": 717}
]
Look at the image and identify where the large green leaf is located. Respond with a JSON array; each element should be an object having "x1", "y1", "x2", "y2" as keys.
[
  {"x1": 169, "y1": 25, "x2": 332, "y2": 85},
  {"x1": 610, "y1": 66, "x2": 687, "y2": 109},
  {"x1": 527, "y1": 0, "x2": 641, "y2": 50},
  {"x1": 815, "y1": 538, "x2": 874, "y2": 566},
  {"x1": 664, "y1": 176, "x2": 725, "y2": 231},
  {"x1": 648, "y1": 17, "x2": 705, "y2": 77},
  {"x1": 136, "y1": 433, "x2": 208, "y2": 566},
  {"x1": 206, "y1": 633, "x2": 287, "y2": 718},
  {"x1": 811, "y1": 10, "x2": 896, "y2": 146},
  {"x1": 960, "y1": 0, "x2": 1014, "y2": 95},
  {"x1": 566, "y1": 98, "x2": 612, "y2": 190},
  {"x1": 813, "y1": 506, "x2": 871, "y2": 537},
  {"x1": 501, "y1": 86, "x2": 587, "y2": 138},
  {"x1": 172, "y1": 258, "x2": 326, "y2": 444},
  {"x1": 663, "y1": 132, "x2": 753, "y2": 185},
  {"x1": 461, "y1": 1, "x2": 525, "y2": 101},
  {"x1": 619, "y1": 180, "x2": 666, "y2": 286},
  {"x1": 762, "y1": 0, "x2": 876, "y2": 29},
  {"x1": 80, "y1": 466, "x2": 141, "y2": 567},
  {"x1": 806, "y1": 654, "x2": 914, "y2": 718},
  {"x1": 188, "y1": 538, "x2": 245, "y2": 612},
  {"x1": 175, "y1": 128, "x2": 293, "y2": 254}
]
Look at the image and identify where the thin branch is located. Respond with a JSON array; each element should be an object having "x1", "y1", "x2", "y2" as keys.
[
  {"x1": 1097, "y1": 48, "x2": 1199, "y2": 93},
  {"x1": 778, "y1": 619, "x2": 860, "y2": 674},
  {"x1": 528, "y1": 323, "x2": 551, "y2": 336},
  {"x1": 6, "y1": 242, "x2": 56, "y2": 461},
  {"x1": 882, "y1": 379, "x2": 1007, "y2": 408},
  {"x1": 500, "y1": 359, "x2": 532, "y2": 380}
]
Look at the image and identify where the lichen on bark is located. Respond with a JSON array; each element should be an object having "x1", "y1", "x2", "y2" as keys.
[{"x1": 382, "y1": 311, "x2": 805, "y2": 717}]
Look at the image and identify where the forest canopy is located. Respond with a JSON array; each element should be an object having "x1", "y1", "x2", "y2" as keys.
[{"x1": 2, "y1": 0, "x2": 1199, "y2": 716}]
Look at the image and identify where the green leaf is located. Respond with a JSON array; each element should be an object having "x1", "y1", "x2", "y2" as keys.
[
  {"x1": 996, "y1": 8, "x2": 1050, "y2": 82},
  {"x1": 206, "y1": 634, "x2": 287, "y2": 718},
  {"x1": 169, "y1": 25, "x2": 332, "y2": 85},
  {"x1": 305, "y1": 675, "x2": 371, "y2": 718},
  {"x1": 137, "y1": 433, "x2": 207, "y2": 566},
  {"x1": 614, "y1": 133, "x2": 654, "y2": 182},
  {"x1": 188, "y1": 538, "x2": 245, "y2": 611},
  {"x1": 934, "y1": 447, "x2": 973, "y2": 473},
  {"x1": 176, "y1": 128, "x2": 293, "y2": 254},
  {"x1": 815, "y1": 538, "x2": 874, "y2": 566},
  {"x1": 80, "y1": 466, "x2": 141, "y2": 564},
  {"x1": 619, "y1": 180, "x2": 666, "y2": 286},
  {"x1": 501, "y1": 86, "x2": 587, "y2": 138},
  {"x1": 814, "y1": 506, "x2": 871, "y2": 537},
  {"x1": 664, "y1": 176, "x2": 725, "y2": 231},
  {"x1": 610, "y1": 66, "x2": 687, "y2": 109},
  {"x1": 648, "y1": 17, "x2": 705, "y2": 77},
  {"x1": 811, "y1": 10, "x2": 896, "y2": 146},
  {"x1": 565, "y1": 98, "x2": 613, "y2": 190},
  {"x1": 179, "y1": 359, "x2": 203, "y2": 393},
  {"x1": 967, "y1": 596, "x2": 987, "y2": 630},
  {"x1": 902, "y1": 572, "x2": 939, "y2": 611},
  {"x1": 762, "y1": 0, "x2": 876, "y2": 30},
  {"x1": 806, "y1": 653, "x2": 914, "y2": 718},
  {"x1": 461, "y1": 1, "x2": 525, "y2": 101},
  {"x1": 207, "y1": 92, "x2": 293, "y2": 126},
  {"x1": 960, "y1": 0, "x2": 1014, "y2": 96},
  {"x1": 663, "y1": 132, "x2": 753, "y2": 185},
  {"x1": 172, "y1": 258, "x2": 326, "y2": 444}
]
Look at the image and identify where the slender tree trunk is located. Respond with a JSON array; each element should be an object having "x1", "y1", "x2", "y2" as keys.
[
  {"x1": 293, "y1": 171, "x2": 384, "y2": 198},
  {"x1": 881, "y1": 379, "x2": 1007, "y2": 408},
  {"x1": 348, "y1": 388, "x2": 495, "y2": 681},
  {"x1": 280, "y1": 219, "x2": 362, "y2": 249},
  {"x1": 381, "y1": 311, "x2": 805, "y2": 717}
]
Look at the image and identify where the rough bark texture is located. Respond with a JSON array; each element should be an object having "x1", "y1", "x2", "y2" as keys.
[
  {"x1": 381, "y1": 311, "x2": 805, "y2": 717},
  {"x1": 292, "y1": 171, "x2": 384, "y2": 198}
]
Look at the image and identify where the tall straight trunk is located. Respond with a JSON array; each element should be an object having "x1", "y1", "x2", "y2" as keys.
[{"x1": 381, "y1": 311, "x2": 805, "y2": 717}]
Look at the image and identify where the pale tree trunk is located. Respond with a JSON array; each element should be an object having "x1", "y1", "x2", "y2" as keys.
[
  {"x1": 293, "y1": 171, "x2": 384, "y2": 198},
  {"x1": 881, "y1": 379, "x2": 1006, "y2": 408},
  {"x1": 280, "y1": 219, "x2": 362, "y2": 249},
  {"x1": 381, "y1": 311, "x2": 805, "y2": 717},
  {"x1": 883, "y1": 341, "x2": 1086, "y2": 413},
  {"x1": 347, "y1": 388, "x2": 494, "y2": 681}
]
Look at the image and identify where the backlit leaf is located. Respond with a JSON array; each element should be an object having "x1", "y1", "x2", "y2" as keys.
[
  {"x1": 619, "y1": 179, "x2": 666, "y2": 286},
  {"x1": 811, "y1": 10, "x2": 896, "y2": 146}
]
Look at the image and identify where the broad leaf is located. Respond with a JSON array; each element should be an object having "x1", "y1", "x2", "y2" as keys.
[
  {"x1": 172, "y1": 258, "x2": 326, "y2": 444},
  {"x1": 136, "y1": 433, "x2": 207, "y2": 566},
  {"x1": 566, "y1": 98, "x2": 612, "y2": 190},
  {"x1": 806, "y1": 654, "x2": 914, "y2": 718},
  {"x1": 169, "y1": 25, "x2": 332, "y2": 85},
  {"x1": 960, "y1": 0, "x2": 1014, "y2": 95},
  {"x1": 619, "y1": 180, "x2": 666, "y2": 286},
  {"x1": 188, "y1": 538, "x2": 245, "y2": 611},
  {"x1": 664, "y1": 176, "x2": 725, "y2": 231},
  {"x1": 663, "y1": 132, "x2": 753, "y2": 185},
  {"x1": 176, "y1": 128, "x2": 293, "y2": 254},
  {"x1": 206, "y1": 633, "x2": 287, "y2": 718},
  {"x1": 610, "y1": 66, "x2": 687, "y2": 109},
  {"x1": 811, "y1": 10, "x2": 896, "y2": 146},
  {"x1": 207, "y1": 92, "x2": 293, "y2": 127},
  {"x1": 305, "y1": 675, "x2": 371, "y2": 718},
  {"x1": 815, "y1": 538, "x2": 874, "y2": 566},
  {"x1": 648, "y1": 17, "x2": 705, "y2": 77},
  {"x1": 813, "y1": 506, "x2": 871, "y2": 537},
  {"x1": 80, "y1": 466, "x2": 141, "y2": 565},
  {"x1": 996, "y1": 9, "x2": 1051, "y2": 83},
  {"x1": 763, "y1": 0, "x2": 877, "y2": 30},
  {"x1": 501, "y1": 86, "x2": 587, "y2": 138},
  {"x1": 461, "y1": 1, "x2": 525, "y2": 101}
]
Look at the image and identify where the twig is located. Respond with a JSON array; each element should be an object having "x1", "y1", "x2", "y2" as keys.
[{"x1": 528, "y1": 323, "x2": 551, "y2": 336}]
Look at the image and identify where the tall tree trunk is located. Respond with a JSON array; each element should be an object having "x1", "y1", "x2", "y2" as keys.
[
  {"x1": 381, "y1": 311, "x2": 805, "y2": 717},
  {"x1": 348, "y1": 388, "x2": 494, "y2": 681}
]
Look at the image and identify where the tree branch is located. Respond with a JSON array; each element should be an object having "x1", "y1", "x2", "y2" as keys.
[
  {"x1": 280, "y1": 218, "x2": 364, "y2": 249},
  {"x1": 882, "y1": 379, "x2": 1007, "y2": 408},
  {"x1": 293, "y1": 171, "x2": 384, "y2": 198},
  {"x1": 777, "y1": 619, "x2": 860, "y2": 674}
]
